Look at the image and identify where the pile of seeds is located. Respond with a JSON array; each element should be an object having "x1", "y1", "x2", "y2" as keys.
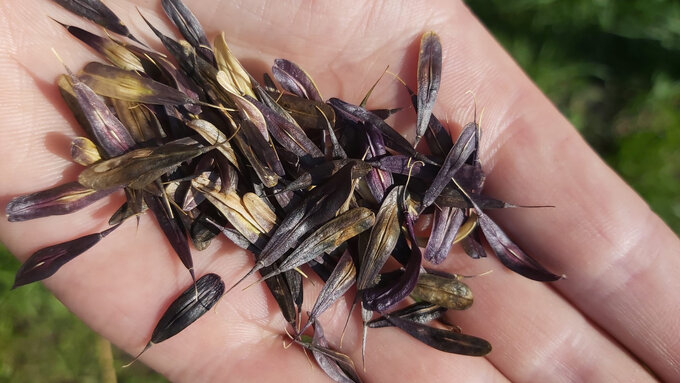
[{"x1": 6, "y1": 0, "x2": 561, "y2": 381}]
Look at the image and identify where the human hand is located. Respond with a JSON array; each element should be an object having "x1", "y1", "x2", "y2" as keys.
[{"x1": 1, "y1": 1, "x2": 678, "y2": 381}]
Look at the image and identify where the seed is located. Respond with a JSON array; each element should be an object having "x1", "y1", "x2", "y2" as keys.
[{"x1": 6, "y1": 2, "x2": 563, "y2": 380}]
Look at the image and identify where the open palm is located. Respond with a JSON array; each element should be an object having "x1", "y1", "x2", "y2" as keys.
[{"x1": 1, "y1": 0, "x2": 679, "y2": 381}]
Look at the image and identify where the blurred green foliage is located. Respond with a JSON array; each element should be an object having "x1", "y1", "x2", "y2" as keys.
[
  {"x1": 0, "y1": 244, "x2": 167, "y2": 383},
  {"x1": 467, "y1": 0, "x2": 680, "y2": 233},
  {"x1": 1, "y1": 1, "x2": 679, "y2": 382}
]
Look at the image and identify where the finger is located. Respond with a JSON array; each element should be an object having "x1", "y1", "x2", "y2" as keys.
[
  {"x1": 423, "y1": 2, "x2": 680, "y2": 381},
  {"x1": 439, "y1": 255, "x2": 655, "y2": 382}
]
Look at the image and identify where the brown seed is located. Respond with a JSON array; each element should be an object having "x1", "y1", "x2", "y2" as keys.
[{"x1": 411, "y1": 273, "x2": 473, "y2": 310}]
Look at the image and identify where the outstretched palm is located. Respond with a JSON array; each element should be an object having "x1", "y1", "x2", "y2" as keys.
[{"x1": 1, "y1": 1, "x2": 678, "y2": 382}]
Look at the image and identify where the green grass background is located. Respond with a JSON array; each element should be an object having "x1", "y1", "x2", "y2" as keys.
[{"x1": 1, "y1": 1, "x2": 679, "y2": 381}]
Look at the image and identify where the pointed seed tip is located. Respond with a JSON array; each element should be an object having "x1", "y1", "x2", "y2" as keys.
[
  {"x1": 128, "y1": 34, "x2": 149, "y2": 48},
  {"x1": 241, "y1": 275, "x2": 266, "y2": 291},
  {"x1": 225, "y1": 265, "x2": 259, "y2": 294},
  {"x1": 48, "y1": 16, "x2": 67, "y2": 28},
  {"x1": 123, "y1": 342, "x2": 152, "y2": 368}
]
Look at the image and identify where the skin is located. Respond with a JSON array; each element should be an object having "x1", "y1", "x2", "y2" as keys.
[{"x1": 1, "y1": 1, "x2": 679, "y2": 382}]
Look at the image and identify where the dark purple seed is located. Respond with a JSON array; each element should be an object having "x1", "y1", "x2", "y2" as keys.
[{"x1": 13, "y1": 224, "x2": 121, "y2": 289}]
